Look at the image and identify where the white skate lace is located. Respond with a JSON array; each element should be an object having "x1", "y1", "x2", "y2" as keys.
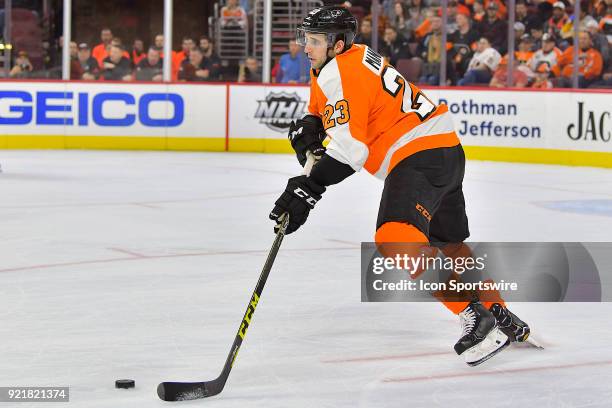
[{"x1": 459, "y1": 308, "x2": 477, "y2": 337}]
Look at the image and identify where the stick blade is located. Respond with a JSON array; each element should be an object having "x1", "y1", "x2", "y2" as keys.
[{"x1": 157, "y1": 380, "x2": 223, "y2": 401}]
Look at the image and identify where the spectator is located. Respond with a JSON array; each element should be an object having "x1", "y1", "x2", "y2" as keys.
[
  {"x1": 557, "y1": 4, "x2": 598, "y2": 43},
  {"x1": 200, "y1": 36, "x2": 222, "y2": 80},
  {"x1": 154, "y1": 34, "x2": 164, "y2": 50},
  {"x1": 442, "y1": 1, "x2": 465, "y2": 34},
  {"x1": 276, "y1": 40, "x2": 310, "y2": 84},
  {"x1": 545, "y1": 2, "x2": 569, "y2": 41},
  {"x1": 135, "y1": 47, "x2": 163, "y2": 81},
  {"x1": 354, "y1": 17, "x2": 381, "y2": 48},
  {"x1": 530, "y1": 23, "x2": 546, "y2": 50},
  {"x1": 381, "y1": 26, "x2": 412, "y2": 66},
  {"x1": 238, "y1": 56, "x2": 261, "y2": 83},
  {"x1": 551, "y1": 31, "x2": 604, "y2": 87},
  {"x1": 514, "y1": 34, "x2": 535, "y2": 66},
  {"x1": 477, "y1": 2, "x2": 508, "y2": 54},
  {"x1": 585, "y1": 20, "x2": 610, "y2": 69},
  {"x1": 527, "y1": 33, "x2": 561, "y2": 73},
  {"x1": 490, "y1": 58, "x2": 529, "y2": 87},
  {"x1": 101, "y1": 44, "x2": 133, "y2": 81},
  {"x1": 178, "y1": 46, "x2": 212, "y2": 82},
  {"x1": 199, "y1": 36, "x2": 211, "y2": 53},
  {"x1": 131, "y1": 38, "x2": 146, "y2": 66},
  {"x1": 418, "y1": 15, "x2": 445, "y2": 84},
  {"x1": 457, "y1": 37, "x2": 502, "y2": 85},
  {"x1": 10, "y1": 51, "x2": 33, "y2": 78},
  {"x1": 388, "y1": 1, "x2": 413, "y2": 40},
  {"x1": 472, "y1": 0, "x2": 486, "y2": 23},
  {"x1": 514, "y1": 22, "x2": 527, "y2": 44},
  {"x1": 485, "y1": 0, "x2": 508, "y2": 19},
  {"x1": 576, "y1": 3, "x2": 599, "y2": 32},
  {"x1": 96, "y1": 37, "x2": 131, "y2": 67},
  {"x1": 76, "y1": 43, "x2": 100, "y2": 80},
  {"x1": 531, "y1": 61, "x2": 554, "y2": 88},
  {"x1": 221, "y1": 0, "x2": 247, "y2": 29},
  {"x1": 173, "y1": 37, "x2": 194, "y2": 66},
  {"x1": 534, "y1": 0, "x2": 554, "y2": 22},
  {"x1": 449, "y1": 12, "x2": 480, "y2": 79},
  {"x1": 172, "y1": 37, "x2": 194, "y2": 80},
  {"x1": 414, "y1": 8, "x2": 435, "y2": 40},
  {"x1": 406, "y1": 0, "x2": 427, "y2": 34},
  {"x1": 515, "y1": 0, "x2": 541, "y2": 32},
  {"x1": 69, "y1": 41, "x2": 78, "y2": 59},
  {"x1": 112, "y1": 38, "x2": 131, "y2": 59},
  {"x1": 92, "y1": 28, "x2": 113, "y2": 66},
  {"x1": 589, "y1": 65, "x2": 612, "y2": 88},
  {"x1": 69, "y1": 41, "x2": 86, "y2": 80}
]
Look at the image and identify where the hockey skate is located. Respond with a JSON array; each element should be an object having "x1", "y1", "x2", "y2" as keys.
[
  {"x1": 454, "y1": 302, "x2": 510, "y2": 366},
  {"x1": 489, "y1": 303, "x2": 531, "y2": 343}
]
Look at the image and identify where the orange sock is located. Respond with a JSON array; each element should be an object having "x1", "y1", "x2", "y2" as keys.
[
  {"x1": 375, "y1": 222, "x2": 431, "y2": 277},
  {"x1": 439, "y1": 243, "x2": 506, "y2": 314},
  {"x1": 375, "y1": 222, "x2": 428, "y2": 244},
  {"x1": 375, "y1": 222, "x2": 470, "y2": 314}
]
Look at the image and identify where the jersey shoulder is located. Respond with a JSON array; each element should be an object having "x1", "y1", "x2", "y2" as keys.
[{"x1": 336, "y1": 44, "x2": 385, "y2": 77}]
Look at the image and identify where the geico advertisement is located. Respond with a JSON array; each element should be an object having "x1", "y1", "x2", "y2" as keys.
[
  {"x1": 0, "y1": 82, "x2": 226, "y2": 138},
  {"x1": 229, "y1": 85, "x2": 310, "y2": 139}
]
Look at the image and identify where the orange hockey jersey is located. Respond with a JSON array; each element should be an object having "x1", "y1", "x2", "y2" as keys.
[
  {"x1": 551, "y1": 46, "x2": 604, "y2": 80},
  {"x1": 308, "y1": 44, "x2": 459, "y2": 180}
]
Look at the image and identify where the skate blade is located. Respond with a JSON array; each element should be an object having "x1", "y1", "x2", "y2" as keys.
[
  {"x1": 465, "y1": 328, "x2": 510, "y2": 367},
  {"x1": 513, "y1": 335, "x2": 544, "y2": 350}
]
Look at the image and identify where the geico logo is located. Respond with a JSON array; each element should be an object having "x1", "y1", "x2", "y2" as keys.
[{"x1": 0, "y1": 91, "x2": 184, "y2": 127}]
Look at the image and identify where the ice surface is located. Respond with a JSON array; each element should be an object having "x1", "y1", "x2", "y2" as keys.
[{"x1": 1, "y1": 150, "x2": 611, "y2": 407}]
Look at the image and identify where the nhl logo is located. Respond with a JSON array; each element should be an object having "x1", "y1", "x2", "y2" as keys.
[{"x1": 254, "y1": 92, "x2": 307, "y2": 132}]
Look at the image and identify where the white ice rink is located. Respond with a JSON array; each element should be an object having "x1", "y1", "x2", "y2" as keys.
[{"x1": 1, "y1": 150, "x2": 612, "y2": 407}]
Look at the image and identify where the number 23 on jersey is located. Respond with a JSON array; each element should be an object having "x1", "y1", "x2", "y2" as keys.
[
  {"x1": 380, "y1": 65, "x2": 436, "y2": 121},
  {"x1": 322, "y1": 99, "x2": 350, "y2": 130}
]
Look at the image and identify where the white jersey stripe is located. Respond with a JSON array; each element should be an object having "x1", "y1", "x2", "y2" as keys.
[
  {"x1": 317, "y1": 58, "x2": 370, "y2": 172},
  {"x1": 373, "y1": 111, "x2": 456, "y2": 179}
]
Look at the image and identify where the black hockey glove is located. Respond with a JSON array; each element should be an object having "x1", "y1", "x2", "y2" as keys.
[
  {"x1": 288, "y1": 115, "x2": 326, "y2": 167},
  {"x1": 269, "y1": 175, "x2": 326, "y2": 234}
]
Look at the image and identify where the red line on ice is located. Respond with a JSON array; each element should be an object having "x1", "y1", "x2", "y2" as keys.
[
  {"x1": 323, "y1": 351, "x2": 451, "y2": 363},
  {"x1": 107, "y1": 247, "x2": 148, "y2": 258},
  {"x1": 0, "y1": 247, "x2": 357, "y2": 273},
  {"x1": 383, "y1": 360, "x2": 612, "y2": 383}
]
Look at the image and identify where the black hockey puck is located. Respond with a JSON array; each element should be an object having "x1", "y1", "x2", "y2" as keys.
[{"x1": 115, "y1": 379, "x2": 135, "y2": 389}]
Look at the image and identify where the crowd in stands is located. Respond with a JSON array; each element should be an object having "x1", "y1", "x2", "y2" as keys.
[
  {"x1": 367, "y1": 0, "x2": 611, "y2": 88},
  {"x1": 8, "y1": 0, "x2": 611, "y2": 88}
]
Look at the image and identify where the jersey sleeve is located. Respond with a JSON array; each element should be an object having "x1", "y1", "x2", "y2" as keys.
[
  {"x1": 313, "y1": 58, "x2": 370, "y2": 172},
  {"x1": 307, "y1": 73, "x2": 321, "y2": 117}
]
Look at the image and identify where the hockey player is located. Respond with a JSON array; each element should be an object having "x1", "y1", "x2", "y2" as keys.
[{"x1": 269, "y1": 6, "x2": 530, "y2": 366}]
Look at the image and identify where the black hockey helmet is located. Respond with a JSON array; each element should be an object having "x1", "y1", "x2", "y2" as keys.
[{"x1": 296, "y1": 6, "x2": 357, "y2": 51}]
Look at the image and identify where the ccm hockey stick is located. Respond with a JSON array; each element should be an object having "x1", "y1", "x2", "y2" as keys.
[{"x1": 157, "y1": 153, "x2": 317, "y2": 401}]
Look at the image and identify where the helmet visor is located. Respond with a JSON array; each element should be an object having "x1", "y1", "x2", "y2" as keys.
[{"x1": 296, "y1": 28, "x2": 332, "y2": 48}]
